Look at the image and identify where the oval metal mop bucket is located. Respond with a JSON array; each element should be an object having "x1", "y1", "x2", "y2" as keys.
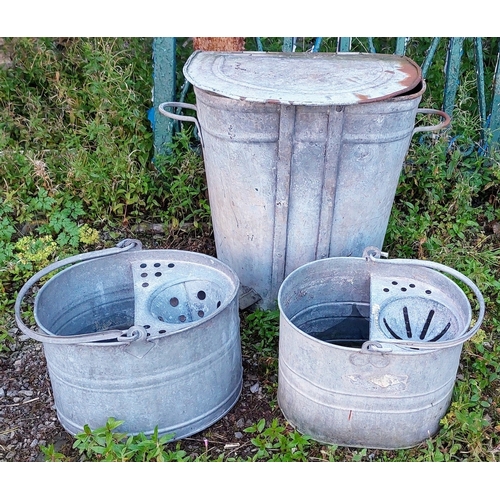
[
  {"x1": 160, "y1": 51, "x2": 450, "y2": 309},
  {"x1": 15, "y1": 240, "x2": 242, "y2": 439},
  {"x1": 277, "y1": 248, "x2": 484, "y2": 449}
]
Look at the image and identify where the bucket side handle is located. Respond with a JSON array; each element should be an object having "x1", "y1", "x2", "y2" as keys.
[
  {"x1": 158, "y1": 102, "x2": 204, "y2": 148},
  {"x1": 14, "y1": 239, "x2": 143, "y2": 345},
  {"x1": 364, "y1": 252, "x2": 485, "y2": 350},
  {"x1": 413, "y1": 109, "x2": 451, "y2": 135}
]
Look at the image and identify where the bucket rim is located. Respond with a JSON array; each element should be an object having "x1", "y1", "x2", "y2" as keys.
[
  {"x1": 20, "y1": 244, "x2": 240, "y2": 346},
  {"x1": 277, "y1": 252, "x2": 484, "y2": 352}
]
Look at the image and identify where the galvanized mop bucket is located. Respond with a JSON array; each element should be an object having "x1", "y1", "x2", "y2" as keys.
[
  {"x1": 15, "y1": 239, "x2": 242, "y2": 438},
  {"x1": 159, "y1": 51, "x2": 450, "y2": 309},
  {"x1": 277, "y1": 247, "x2": 485, "y2": 449}
]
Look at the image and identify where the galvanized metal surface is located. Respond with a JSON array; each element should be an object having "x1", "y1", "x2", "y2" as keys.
[
  {"x1": 185, "y1": 75, "x2": 429, "y2": 309},
  {"x1": 183, "y1": 51, "x2": 422, "y2": 106},
  {"x1": 277, "y1": 253, "x2": 484, "y2": 449},
  {"x1": 16, "y1": 242, "x2": 242, "y2": 438}
]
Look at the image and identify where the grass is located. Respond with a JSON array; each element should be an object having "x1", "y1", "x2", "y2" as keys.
[{"x1": 1, "y1": 37, "x2": 500, "y2": 461}]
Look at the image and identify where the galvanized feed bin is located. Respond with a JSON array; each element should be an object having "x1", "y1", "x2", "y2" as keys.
[
  {"x1": 277, "y1": 248, "x2": 484, "y2": 449},
  {"x1": 15, "y1": 240, "x2": 242, "y2": 439},
  {"x1": 160, "y1": 51, "x2": 449, "y2": 309}
]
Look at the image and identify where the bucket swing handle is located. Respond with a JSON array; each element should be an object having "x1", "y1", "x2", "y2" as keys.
[
  {"x1": 364, "y1": 251, "x2": 485, "y2": 350},
  {"x1": 412, "y1": 109, "x2": 451, "y2": 135},
  {"x1": 14, "y1": 239, "x2": 143, "y2": 345},
  {"x1": 158, "y1": 102, "x2": 204, "y2": 148}
]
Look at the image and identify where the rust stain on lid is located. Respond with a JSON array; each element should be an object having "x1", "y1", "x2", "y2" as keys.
[{"x1": 354, "y1": 93, "x2": 371, "y2": 101}]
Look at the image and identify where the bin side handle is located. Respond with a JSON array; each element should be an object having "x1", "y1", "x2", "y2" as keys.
[
  {"x1": 158, "y1": 102, "x2": 204, "y2": 148},
  {"x1": 413, "y1": 109, "x2": 451, "y2": 135}
]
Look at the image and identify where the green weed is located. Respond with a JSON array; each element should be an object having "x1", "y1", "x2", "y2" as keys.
[
  {"x1": 244, "y1": 418, "x2": 313, "y2": 462},
  {"x1": 241, "y1": 308, "x2": 280, "y2": 357},
  {"x1": 153, "y1": 130, "x2": 211, "y2": 231},
  {"x1": 42, "y1": 417, "x2": 191, "y2": 462},
  {"x1": 0, "y1": 331, "x2": 14, "y2": 353},
  {"x1": 0, "y1": 37, "x2": 156, "y2": 224},
  {"x1": 40, "y1": 443, "x2": 69, "y2": 462}
]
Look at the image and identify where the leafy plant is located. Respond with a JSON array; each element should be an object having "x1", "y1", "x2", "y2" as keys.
[
  {"x1": 153, "y1": 130, "x2": 211, "y2": 232},
  {"x1": 0, "y1": 37, "x2": 156, "y2": 224},
  {"x1": 0, "y1": 331, "x2": 14, "y2": 353},
  {"x1": 40, "y1": 443, "x2": 69, "y2": 462},
  {"x1": 44, "y1": 417, "x2": 191, "y2": 462},
  {"x1": 241, "y1": 308, "x2": 280, "y2": 356},
  {"x1": 244, "y1": 418, "x2": 313, "y2": 461},
  {"x1": 241, "y1": 308, "x2": 280, "y2": 396}
]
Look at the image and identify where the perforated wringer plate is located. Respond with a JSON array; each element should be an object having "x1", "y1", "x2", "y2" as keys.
[
  {"x1": 132, "y1": 258, "x2": 228, "y2": 336},
  {"x1": 369, "y1": 268, "x2": 472, "y2": 349}
]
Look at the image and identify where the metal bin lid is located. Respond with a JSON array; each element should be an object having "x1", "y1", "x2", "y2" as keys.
[{"x1": 183, "y1": 51, "x2": 422, "y2": 106}]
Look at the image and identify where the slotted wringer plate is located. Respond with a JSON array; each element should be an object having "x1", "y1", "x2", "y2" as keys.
[
  {"x1": 369, "y1": 269, "x2": 472, "y2": 348},
  {"x1": 132, "y1": 258, "x2": 227, "y2": 335}
]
